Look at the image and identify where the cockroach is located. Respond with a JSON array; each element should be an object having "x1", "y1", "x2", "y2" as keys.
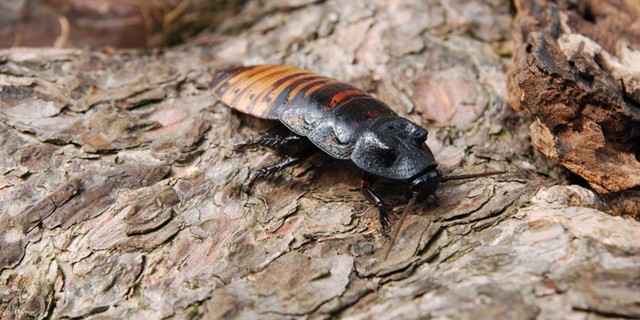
[{"x1": 211, "y1": 65, "x2": 503, "y2": 257}]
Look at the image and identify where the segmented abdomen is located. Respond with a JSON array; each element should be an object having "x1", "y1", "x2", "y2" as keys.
[
  {"x1": 210, "y1": 65, "x2": 372, "y2": 120},
  {"x1": 211, "y1": 65, "x2": 398, "y2": 159}
]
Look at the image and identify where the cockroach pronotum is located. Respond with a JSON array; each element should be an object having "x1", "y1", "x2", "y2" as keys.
[{"x1": 210, "y1": 64, "x2": 503, "y2": 257}]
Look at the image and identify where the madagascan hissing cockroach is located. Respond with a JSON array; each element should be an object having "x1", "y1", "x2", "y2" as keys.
[{"x1": 211, "y1": 64, "x2": 502, "y2": 257}]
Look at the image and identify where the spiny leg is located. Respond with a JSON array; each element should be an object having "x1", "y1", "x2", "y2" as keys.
[
  {"x1": 360, "y1": 176, "x2": 392, "y2": 233},
  {"x1": 243, "y1": 146, "x2": 317, "y2": 193},
  {"x1": 234, "y1": 130, "x2": 303, "y2": 151}
]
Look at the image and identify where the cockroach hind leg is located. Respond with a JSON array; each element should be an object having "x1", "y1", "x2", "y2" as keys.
[
  {"x1": 241, "y1": 162, "x2": 287, "y2": 194},
  {"x1": 241, "y1": 147, "x2": 317, "y2": 194},
  {"x1": 234, "y1": 132, "x2": 304, "y2": 152}
]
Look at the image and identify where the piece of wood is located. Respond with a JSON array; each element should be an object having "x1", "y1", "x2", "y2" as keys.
[
  {"x1": 1, "y1": 1, "x2": 639, "y2": 319},
  {"x1": 508, "y1": 0, "x2": 640, "y2": 194}
]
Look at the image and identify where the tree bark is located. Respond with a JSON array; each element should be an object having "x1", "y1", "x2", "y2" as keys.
[
  {"x1": 508, "y1": 0, "x2": 640, "y2": 194},
  {"x1": 1, "y1": 0, "x2": 639, "y2": 319}
]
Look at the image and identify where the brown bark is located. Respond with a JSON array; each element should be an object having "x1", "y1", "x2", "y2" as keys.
[
  {"x1": 1, "y1": 0, "x2": 639, "y2": 319},
  {"x1": 507, "y1": 0, "x2": 640, "y2": 194}
]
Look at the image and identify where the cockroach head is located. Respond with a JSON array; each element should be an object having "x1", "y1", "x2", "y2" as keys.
[{"x1": 352, "y1": 117, "x2": 437, "y2": 181}]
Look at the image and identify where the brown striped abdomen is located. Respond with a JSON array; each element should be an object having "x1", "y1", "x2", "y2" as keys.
[
  {"x1": 210, "y1": 65, "x2": 373, "y2": 119},
  {"x1": 211, "y1": 65, "x2": 397, "y2": 159}
]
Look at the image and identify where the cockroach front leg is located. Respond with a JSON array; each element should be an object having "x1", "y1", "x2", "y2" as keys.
[{"x1": 360, "y1": 177, "x2": 392, "y2": 233}]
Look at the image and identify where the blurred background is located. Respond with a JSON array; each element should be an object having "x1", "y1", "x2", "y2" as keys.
[{"x1": 0, "y1": 0, "x2": 246, "y2": 48}]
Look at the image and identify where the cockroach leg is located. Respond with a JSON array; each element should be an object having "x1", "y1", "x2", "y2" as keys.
[
  {"x1": 234, "y1": 131, "x2": 304, "y2": 151},
  {"x1": 243, "y1": 146, "x2": 316, "y2": 193},
  {"x1": 360, "y1": 178, "x2": 391, "y2": 234}
]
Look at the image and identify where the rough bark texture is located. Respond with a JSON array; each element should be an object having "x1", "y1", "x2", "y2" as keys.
[
  {"x1": 507, "y1": 0, "x2": 640, "y2": 194},
  {"x1": 1, "y1": 0, "x2": 640, "y2": 319}
]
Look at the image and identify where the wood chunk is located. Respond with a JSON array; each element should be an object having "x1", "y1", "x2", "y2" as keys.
[{"x1": 507, "y1": 0, "x2": 640, "y2": 193}]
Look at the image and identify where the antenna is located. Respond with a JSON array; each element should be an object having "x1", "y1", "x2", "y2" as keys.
[
  {"x1": 384, "y1": 191, "x2": 419, "y2": 259},
  {"x1": 440, "y1": 170, "x2": 505, "y2": 182},
  {"x1": 384, "y1": 170, "x2": 505, "y2": 260}
]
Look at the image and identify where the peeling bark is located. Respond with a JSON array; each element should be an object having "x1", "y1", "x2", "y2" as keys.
[
  {"x1": 1, "y1": 0, "x2": 640, "y2": 319},
  {"x1": 507, "y1": 0, "x2": 640, "y2": 194}
]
